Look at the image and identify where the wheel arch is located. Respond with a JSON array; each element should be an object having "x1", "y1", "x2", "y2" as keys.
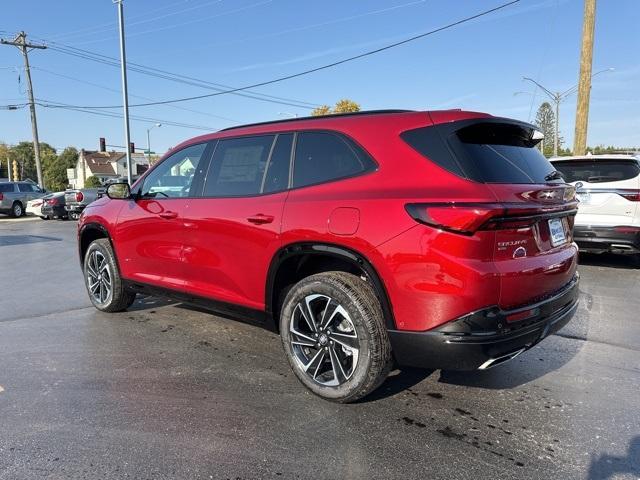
[
  {"x1": 266, "y1": 242, "x2": 395, "y2": 330},
  {"x1": 78, "y1": 222, "x2": 116, "y2": 268}
]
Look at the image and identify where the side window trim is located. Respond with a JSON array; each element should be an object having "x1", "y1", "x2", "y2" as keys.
[
  {"x1": 288, "y1": 132, "x2": 298, "y2": 189},
  {"x1": 259, "y1": 134, "x2": 279, "y2": 194}
]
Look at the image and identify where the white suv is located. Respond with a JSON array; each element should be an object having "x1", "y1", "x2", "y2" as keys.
[{"x1": 551, "y1": 154, "x2": 640, "y2": 256}]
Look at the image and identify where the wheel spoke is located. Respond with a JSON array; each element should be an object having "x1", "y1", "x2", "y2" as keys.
[
  {"x1": 296, "y1": 303, "x2": 316, "y2": 333},
  {"x1": 86, "y1": 263, "x2": 98, "y2": 278},
  {"x1": 302, "y1": 348, "x2": 325, "y2": 373},
  {"x1": 312, "y1": 351, "x2": 326, "y2": 380},
  {"x1": 330, "y1": 332, "x2": 359, "y2": 351},
  {"x1": 304, "y1": 296, "x2": 320, "y2": 332},
  {"x1": 328, "y1": 345, "x2": 348, "y2": 385},
  {"x1": 89, "y1": 278, "x2": 100, "y2": 293},
  {"x1": 322, "y1": 303, "x2": 349, "y2": 331}
]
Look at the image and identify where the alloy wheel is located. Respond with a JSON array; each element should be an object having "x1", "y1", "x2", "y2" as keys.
[
  {"x1": 86, "y1": 250, "x2": 112, "y2": 304},
  {"x1": 289, "y1": 294, "x2": 360, "y2": 387}
]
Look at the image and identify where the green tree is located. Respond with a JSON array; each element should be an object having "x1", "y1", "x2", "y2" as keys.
[
  {"x1": 10, "y1": 141, "x2": 57, "y2": 183},
  {"x1": 85, "y1": 175, "x2": 102, "y2": 188},
  {"x1": 535, "y1": 102, "x2": 555, "y2": 157},
  {"x1": 0, "y1": 143, "x2": 13, "y2": 178},
  {"x1": 43, "y1": 147, "x2": 78, "y2": 191},
  {"x1": 311, "y1": 99, "x2": 361, "y2": 116}
]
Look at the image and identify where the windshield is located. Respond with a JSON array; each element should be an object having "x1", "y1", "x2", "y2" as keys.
[{"x1": 552, "y1": 159, "x2": 640, "y2": 183}]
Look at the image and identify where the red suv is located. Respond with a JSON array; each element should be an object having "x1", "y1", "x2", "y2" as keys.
[{"x1": 78, "y1": 110, "x2": 579, "y2": 402}]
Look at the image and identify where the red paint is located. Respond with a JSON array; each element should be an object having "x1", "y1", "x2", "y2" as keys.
[{"x1": 79, "y1": 110, "x2": 578, "y2": 333}]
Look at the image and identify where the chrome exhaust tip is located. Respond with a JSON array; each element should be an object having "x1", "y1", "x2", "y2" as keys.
[{"x1": 478, "y1": 348, "x2": 527, "y2": 370}]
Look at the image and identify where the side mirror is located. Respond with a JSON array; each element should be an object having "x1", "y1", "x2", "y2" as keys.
[{"x1": 106, "y1": 182, "x2": 131, "y2": 200}]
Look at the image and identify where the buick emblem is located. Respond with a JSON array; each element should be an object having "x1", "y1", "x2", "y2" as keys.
[{"x1": 513, "y1": 246, "x2": 527, "y2": 258}]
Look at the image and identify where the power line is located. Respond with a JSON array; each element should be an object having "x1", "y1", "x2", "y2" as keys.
[
  {"x1": 35, "y1": 99, "x2": 215, "y2": 131},
  {"x1": 42, "y1": 42, "x2": 319, "y2": 109},
  {"x1": 42, "y1": 0, "x2": 520, "y2": 110},
  {"x1": 46, "y1": 0, "x2": 224, "y2": 42},
  {"x1": 32, "y1": 66, "x2": 239, "y2": 123},
  {"x1": 74, "y1": 0, "x2": 273, "y2": 46}
]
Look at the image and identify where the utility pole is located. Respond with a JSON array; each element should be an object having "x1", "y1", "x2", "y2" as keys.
[
  {"x1": 574, "y1": 0, "x2": 597, "y2": 156},
  {"x1": 114, "y1": 0, "x2": 133, "y2": 186},
  {"x1": 1, "y1": 32, "x2": 47, "y2": 188}
]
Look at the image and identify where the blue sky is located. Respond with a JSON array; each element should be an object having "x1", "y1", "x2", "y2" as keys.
[{"x1": 1, "y1": 0, "x2": 638, "y2": 154}]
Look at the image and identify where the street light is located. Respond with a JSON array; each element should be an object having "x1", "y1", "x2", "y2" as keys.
[
  {"x1": 518, "y1": 68, "x2": 613, "y2": 157},
  {"x1": 146, "y1": 123, "x2": 161, "y2": 165}
]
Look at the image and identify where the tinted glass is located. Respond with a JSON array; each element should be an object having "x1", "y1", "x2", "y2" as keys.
[
  {"x1": 204, "y1": 135, "x2": 275, "y2": 197},
  {"x1": 293, "y1": 132, "x2": 373, "y2": 188},
  {"x1": 552, "y1": 160, "x2": 640, "y2": 183},
  {"x1": 140, "y1": 143, "x2": 206, "y2": 198},
  {"x1": 18, "y1": 183, "x2": 35, "y2": 192},
  {"x1": 0, "y1": 184, "x2": 14, "y2": 193},
  {"x1": 402, "y1": 122, "x2": 556, "y2": 184},
  {"x1": 263, "y1": 133, "x2": 292, "y2": 193}
]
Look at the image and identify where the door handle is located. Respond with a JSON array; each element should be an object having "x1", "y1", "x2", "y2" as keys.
[
  {"x1": 159, "y1": 211, "x2": 178, "y2": 219},
  {"x1": 247, "y1": 214, "x2": 274, "y2": 225}
]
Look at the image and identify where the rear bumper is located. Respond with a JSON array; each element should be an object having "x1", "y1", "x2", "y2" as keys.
[
  {"x1": 64, "y1": 205, "x2": 85, "y2": 214},
  {"x1": 42, "y1": 205, "x2": 67, "y2": 217},
  {"x1": 574, "y1": 225, "x2": 640, "y2": 254},
  {"x1": 388, "y1": 274, "x2": 579, "y2": 370}
]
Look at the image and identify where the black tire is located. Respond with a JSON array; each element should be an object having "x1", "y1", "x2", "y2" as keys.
[
  {"x1": 280, "y1": 271, "x2": 392, "y2": 403},
  {"x1": 11, "y1": 201, "x2": 24, "y2": 218},
  {"x1": 40, "y1": 215, "x2": 49, "y2": 220},
  {"x1": 83, "y1": 239, "x2": 136, "y2": 312}
]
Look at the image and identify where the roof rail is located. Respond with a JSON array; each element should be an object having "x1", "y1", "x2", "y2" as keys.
[{"x1": 219, "y1": 109, "x2": 415, "y2": 132}]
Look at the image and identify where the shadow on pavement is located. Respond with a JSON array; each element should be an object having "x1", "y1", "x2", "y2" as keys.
[
  {"x1": 358, "y1": 367, "x2": 436, "y2": 403},
  {"x1": 127, "y1": 295, "x2": 177, "y2": 312},
  {"x1": 587, "y1": 436, "x2": 640, "y2": 479},
  {"x1": 579, "y1": 252, "x2": 639, "y2": 269},
  {"x1": 436, "y1": 335, "x2": 583, "y2": 389}
]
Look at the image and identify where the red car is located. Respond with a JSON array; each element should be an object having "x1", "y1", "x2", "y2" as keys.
[{"x1": 78, "y1": 110, "x2": 579, "y2": 402}]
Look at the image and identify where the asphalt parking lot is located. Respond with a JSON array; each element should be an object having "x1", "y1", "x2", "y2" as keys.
[{"x1": 0, "y1": 216, "x2": 638, "y2": 480}]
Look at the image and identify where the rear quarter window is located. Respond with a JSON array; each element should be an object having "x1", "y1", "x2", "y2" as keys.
[
  {"x1": 292, "y1": 131, "x2": 375, "y2": 188},
  {"x1": 401, "y1": 121, "x2": 557, "y2": 184},
  {"x1": 551, "y1": 159, "x2": 640, "y2": 183},
  {"x1": 0, "y1": 184, "x2": 14, "y2": 193}
]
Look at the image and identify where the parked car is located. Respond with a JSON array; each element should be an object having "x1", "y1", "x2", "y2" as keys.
[
  {"x1": 26, "y1": 196, "x2": 47, "y2": 218},
  {"x1": 64, "y1": 188, "x2": 105, "y2": 220},
  {"x1": 551, "y1": 154, "x2": 640, "y2": 256},
  {"x1": 77, "y1": 110, "x2": 579, "y2": 402},
  {"x1": 40, "y1": 192, "x2": 68, "y2": 220},
  {"x1": 0, "y1": 181, "x2": 47, "y2": 217}
]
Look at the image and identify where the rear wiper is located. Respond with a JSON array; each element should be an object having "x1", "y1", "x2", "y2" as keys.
[{"x1": 544, "y1": 170, "x2": 564, "y2": 181}]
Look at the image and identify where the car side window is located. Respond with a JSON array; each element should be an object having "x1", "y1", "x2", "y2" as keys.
[
  {"x1": 17, "y1": 183, "x2": 35, "y2": 192},
  {"x1": 140, "y1": 143, "x2": 207, "y2": 198},
  {"x1": 0, "y1": 184, "x2": 14, "y2": 193},
  {"x1": 203, "y1": 135, "x2": 275, "y2": 197},
  {"x1": 292, "y1": 132, "x2": 374, "y2": 188}
]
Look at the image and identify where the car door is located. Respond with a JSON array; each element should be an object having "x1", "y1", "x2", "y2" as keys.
[
  {"x1": 114, "y1": 143, "x2": 210, "y2": 291},
  {"x1": 182, "y1": 133, "x2": 292, "y2": 311}
]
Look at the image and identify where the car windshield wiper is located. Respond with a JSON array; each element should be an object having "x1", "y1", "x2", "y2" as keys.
[{"x1": 544, "y1": 170, "x2": 564, "y2": 181}]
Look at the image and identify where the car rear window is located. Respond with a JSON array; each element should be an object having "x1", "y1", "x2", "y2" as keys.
[
  {"x1": 401, "y1": 121, "x2": 557, "y2": 184},
  {"x1": 551, "y1": 159, "x2": 640, "y2": 183},
  {"x1": 0, "y1": 183, "x2": 14, "y2": 193}
]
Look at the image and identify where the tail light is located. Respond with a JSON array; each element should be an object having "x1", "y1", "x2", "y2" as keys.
[
  {"x1": 46, "y1": 198, "x2": 59, "y2": 206},
  {"x1": 405, "y1": 203, "x2": 576, "y2": 235},
  {"x1": 619, "y1": 190, "x2": 640, "y2": 202},
  {"x1": 613, "y1": 226, "x2": 640, "y2": 233},
  {"x1": 75, "y1": 192, "x2": 84, "y2": 202},
  {"x1": 0, "y1": 193, "x2": 3, "y2": 201}
]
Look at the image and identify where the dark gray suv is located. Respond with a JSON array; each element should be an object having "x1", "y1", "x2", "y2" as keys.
[{"x1": 0, "y1": 181, "x2": 46, "y2": 217}]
